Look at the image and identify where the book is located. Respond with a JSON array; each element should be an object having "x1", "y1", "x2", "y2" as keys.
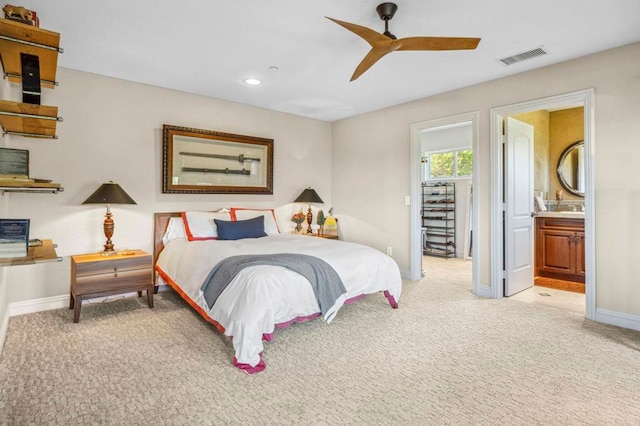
[{"x1": 0, "y1": 219, "x2": 29, "y2": 258}]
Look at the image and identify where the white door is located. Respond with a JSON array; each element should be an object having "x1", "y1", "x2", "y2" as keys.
[{"x1": 504, "y1": 117, "x2": 535, "y2": 296}]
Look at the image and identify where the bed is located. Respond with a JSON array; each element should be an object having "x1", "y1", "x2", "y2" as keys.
[{"x1": 153, "y1": 210, "x2": 402, "y2": 374}]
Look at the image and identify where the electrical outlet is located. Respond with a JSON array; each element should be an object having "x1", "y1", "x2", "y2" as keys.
[
  {"x1": 404, "y1": 195, "x2": 411, "y2": 205},
  {"x1": 386, "y1": 246, "x2": 393, "y2": 256}
]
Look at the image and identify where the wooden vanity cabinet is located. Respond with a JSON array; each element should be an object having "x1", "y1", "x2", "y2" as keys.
[{"x1": 535, "y1": 217, "x2": 585, "y2": 283}]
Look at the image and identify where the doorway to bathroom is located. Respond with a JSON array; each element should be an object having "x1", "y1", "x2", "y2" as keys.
[{"x1": 490, "y1": 90, "x2": 595, "y2": 319}]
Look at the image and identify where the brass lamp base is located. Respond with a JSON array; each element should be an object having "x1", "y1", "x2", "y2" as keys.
[
  {"x1": 305, "y1": 205, "x2": 313, "y2": 234},
  {"x1": 103, "y1": 210, "x2": 115, "y2": 252}
]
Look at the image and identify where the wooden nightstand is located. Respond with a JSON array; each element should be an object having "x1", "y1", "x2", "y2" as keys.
[
  {"x1": 70, "y1": 250, "x2": 154, "y2": 323},
  {"x1": 314, "y1": 234, "x2": 339, "y2": 240},
  {"x1": 293, "y1": 231, "x2": 339, "y2": 240}
]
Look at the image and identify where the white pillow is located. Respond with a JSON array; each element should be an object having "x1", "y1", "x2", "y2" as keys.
[
  {"x1": 231, "y1": 208, "x2": 280, "y2": 235},
  {"x1": 182, "y1": 211, "x2": 232, "y2": 241},
  {"x1": 162, "y1": 217, "x2": 187, "y2": 245}
]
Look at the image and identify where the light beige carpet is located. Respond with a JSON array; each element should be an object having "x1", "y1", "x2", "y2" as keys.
[{"x1": 1, "y1": 258, "x2": 639, "y2": 425}]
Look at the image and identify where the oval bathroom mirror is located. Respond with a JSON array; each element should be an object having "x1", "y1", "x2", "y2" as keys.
[{"x1": 556, "y1": 140, "x2": 585, "y2": 197}]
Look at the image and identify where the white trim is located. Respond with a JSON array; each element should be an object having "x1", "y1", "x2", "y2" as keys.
[
  {"x1": 9, "y1": 294, "x2": 68, "y2": 317},
  {"x1": 490, "y1": 89, "x2": 596, "y2": 321},
  {"x1": 0, "y1": 307, "x2": 9, "y2": 356},
  {"x1": 595, "y1": 309, "x2": 640, "y2": 332},
  {"x1": 399, "y1": 268, "x2": 411, "y2": 280},
  {"x1": 476, "y1": 285, "x2": 492, "y2": 298},
  {"x1": 410, "y1": 112, "x2": 480, "y2": 297}
]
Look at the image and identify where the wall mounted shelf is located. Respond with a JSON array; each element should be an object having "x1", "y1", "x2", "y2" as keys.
[
  {"x1": 0, "y1": 239, "x2": 61, "y2": 266},
  {"x1": 0, "y1": 100, "x2": 61, "y2": 138},
  {"x1": 0, "y1": 179, "x2": 63, "y2": 194},
  {"x1": 0, "y1": 19, "x2": 61, "y2": 87},
  {"x1": 0, "y1": 19, "x2": 63, "y2": 138}
]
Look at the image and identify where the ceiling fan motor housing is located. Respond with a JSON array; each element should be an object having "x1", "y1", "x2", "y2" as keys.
[
  {"x1": 376, "y1": 2, "x2": 398, "y2": 21},
  {"x1": 376, "y1": 3, "x2": 398, "y2": 39}
]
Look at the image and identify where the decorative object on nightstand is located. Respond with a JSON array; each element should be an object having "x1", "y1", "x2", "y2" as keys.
[
  {"x1": 82, "y1": 181, "x2": 136, "y2": 253},
  {"x1": 316, "y1": 209, "x2": 325, "y2": 236},
  {"x1": 323, "y1": 208, "x2": 338, "y2": 238},
  {"x1": 294, "y1": 187, "x2": 324, "y2": 234},
  {"x1": 70, "y1": 250, "x2": 153, "y2": 323},
  {"x1": 291, "y1": 210, "x2": 305, "y2": 233}
]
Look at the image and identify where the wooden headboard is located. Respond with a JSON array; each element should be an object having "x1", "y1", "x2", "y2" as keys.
[{"x1": 153, "y1": 212, "x2": 182, "y2": 278}]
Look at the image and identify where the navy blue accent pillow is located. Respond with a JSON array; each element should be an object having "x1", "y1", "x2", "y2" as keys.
[{"x1": 214, "y1": 216, "x2": 267, "y2": 240}]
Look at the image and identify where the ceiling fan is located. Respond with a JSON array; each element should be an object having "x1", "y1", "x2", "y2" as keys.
[{"x1": 327, "y1": 2, "x2": 481, "y2": 81}]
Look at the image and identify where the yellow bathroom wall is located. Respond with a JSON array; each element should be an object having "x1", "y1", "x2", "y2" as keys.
[{"x1": 549, "y1": 107, "x2": 584, "y2": 200}]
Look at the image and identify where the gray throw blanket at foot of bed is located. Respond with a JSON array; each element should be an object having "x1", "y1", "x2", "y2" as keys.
[{"x1": 200, "y1": 253, "x2": 348, "y2": 322}]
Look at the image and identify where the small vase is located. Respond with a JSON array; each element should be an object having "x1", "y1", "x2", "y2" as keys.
[{"x1": 295, "y1": 223, "x2": 302, "y2": 233}]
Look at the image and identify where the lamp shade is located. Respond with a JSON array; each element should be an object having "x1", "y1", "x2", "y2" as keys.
[
  {"x1": 82, "y1": 181, "x2": 136, "y2": 205},
  {"x1": 294, "y1": 187, "x2": 323, "y2": 204}
]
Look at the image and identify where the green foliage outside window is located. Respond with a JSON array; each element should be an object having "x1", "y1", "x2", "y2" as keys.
[
  {"x1": 430, "y1": 152, "x2": 454, "y2": 178},
  {"x1": 457, "y1": 149, "x2": 473, "y2": 176},
  {"x1": 425, "y1": 148, "x2": 473, "y2": 179}
]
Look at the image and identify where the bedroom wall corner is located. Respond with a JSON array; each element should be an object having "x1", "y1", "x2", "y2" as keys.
[
  {"x1": 0, "y1": 50, "x2": 10, "y2": 355},
  {"x1": 0, "y1": 268, "x2": 8, "y2": 357}
]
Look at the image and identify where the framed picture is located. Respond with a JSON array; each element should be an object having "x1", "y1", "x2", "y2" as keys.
[
  {"x1": 0, "y1": 147, "x2": 29, "y2": 178},
  {"x1": 162, "y1": 125, "x2": 274, "y2": 194},
  {"x1": 0, "y1": 219, "x2": 29, "y2": 258}
]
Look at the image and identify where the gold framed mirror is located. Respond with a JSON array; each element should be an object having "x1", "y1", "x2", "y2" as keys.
[
  {"x1": 556, "y1": 140, "x2": 584, "y2": 197},
  {"x1": 162, "y1": 125, "x2": 274, "y2": 194}
]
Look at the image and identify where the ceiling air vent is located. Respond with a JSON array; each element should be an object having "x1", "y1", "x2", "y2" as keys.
[{"x1": 498, "y1": 46, "x2": 548, "y2": 66}]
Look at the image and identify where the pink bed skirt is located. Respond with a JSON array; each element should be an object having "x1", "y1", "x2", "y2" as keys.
[{"x1": 156, "y1": 265, "x2": 398, "y2": 374}]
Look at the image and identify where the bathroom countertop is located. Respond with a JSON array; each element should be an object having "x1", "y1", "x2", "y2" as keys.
[{"x1": 537, "y1": 211, "x2": 585, "y2": 218}]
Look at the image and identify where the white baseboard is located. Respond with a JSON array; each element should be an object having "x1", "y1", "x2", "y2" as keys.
[
  {"x1": 399, "y1": 268, "x2": 411, "y2": 280},
  {"x1": 0, "y1": 308, "x2": 9, "y2": 356},
  {"x1": 475, "y1": 285, "x2": 492, "y2": 298},
  {"x1": 10, "y1": 294, "x2": 69, "y2": 317},
  {"x1": 9, "y1": 286, "x2": 171, "y2": 318},
  {"x1": 595, "y1": 308, "x2": 640, "y2": 332}
]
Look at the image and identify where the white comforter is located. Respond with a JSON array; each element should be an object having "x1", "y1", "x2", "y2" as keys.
[{"x1": 155, "y1": 234, "x2": 402, "y2": 369}]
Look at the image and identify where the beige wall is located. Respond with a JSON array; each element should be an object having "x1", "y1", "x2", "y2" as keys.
[
  {"x1": 549, "y1": 107, "x2": 585, "y2": 200},
  {"x1": 332, "y1": 42, "x2": 640, "y2": 317},
  {"x1": 3, "y1": 68, "x2": 333, "y2": 303}
]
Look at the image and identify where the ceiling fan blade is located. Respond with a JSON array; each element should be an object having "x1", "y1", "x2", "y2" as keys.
[
  {"x1": 350, "y1": 48, "x2": 391, "y2": 81},
  {"x1": 326, "y1": 17, "x2": 391, "y2": 47},
  {"x1": 395, "y1": 36, "x2": 481, "y2": 51}
]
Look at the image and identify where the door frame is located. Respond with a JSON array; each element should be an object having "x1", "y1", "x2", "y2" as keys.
[
  {"x1": 410, "y1": 111, "x2": 480, "y2": 294},
  {"x1": 489, "y1": 89, "x2": 595, "y2": 319}
]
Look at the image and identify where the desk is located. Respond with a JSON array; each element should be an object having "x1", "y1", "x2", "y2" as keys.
[{"x1": 0, "y1": 239, "x2": 60, "y2": 266}]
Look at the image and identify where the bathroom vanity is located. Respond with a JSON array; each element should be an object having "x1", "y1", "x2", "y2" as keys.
[{"x1": 535, "y1": 212, "x2": 585, "y2": 283}]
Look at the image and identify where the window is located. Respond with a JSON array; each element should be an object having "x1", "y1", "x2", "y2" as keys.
[{"x1": 422, "y1": 148, "x2": 473, "y2": 181}]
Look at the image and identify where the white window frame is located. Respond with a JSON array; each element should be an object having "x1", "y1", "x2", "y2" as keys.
[{"x1": 423, "y1": 146, "x2": 473, "y2": 181}]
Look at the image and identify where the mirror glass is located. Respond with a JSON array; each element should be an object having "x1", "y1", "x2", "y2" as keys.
[{"x1": 556, "y1": 140, "x2": 585, "y2": 197}]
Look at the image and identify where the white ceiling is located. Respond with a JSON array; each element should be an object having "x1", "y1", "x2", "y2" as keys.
[{"x1": 22, "y1": 0, "x2": 640, "y2": 122}]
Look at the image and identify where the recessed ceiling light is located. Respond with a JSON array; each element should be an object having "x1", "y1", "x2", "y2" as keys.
[
  {"x1": 268, "y1": 66, "x2": 279, "y2": 72},
  {"x1": 243, "y1": 78, "x2": 262, "y2": 86}
]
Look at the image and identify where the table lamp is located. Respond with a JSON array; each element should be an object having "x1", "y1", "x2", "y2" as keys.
[
  {"x1": 82, "y1": 181, "x2": 136, "y2": 252},
  {"x1": 294, "y1": 187, "x2": 324, "y2": 234}
]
